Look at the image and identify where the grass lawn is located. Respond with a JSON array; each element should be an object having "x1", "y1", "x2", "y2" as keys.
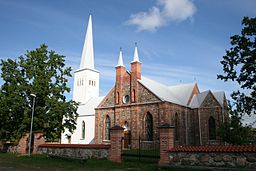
[{"x1": 0, "y1": 153, "x2": 206, "y2": 171}]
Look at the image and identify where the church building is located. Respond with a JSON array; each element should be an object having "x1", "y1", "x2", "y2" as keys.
[
  {"x1": 61, "y1": 14, "x2": 228, "y2": 146},
  {"x1": 94, "y1": 46, "x2": 228, "y2": 146}
]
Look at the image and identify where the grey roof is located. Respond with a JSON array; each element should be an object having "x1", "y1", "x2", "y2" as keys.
[
  {"x1": 139, "y1": 76, "x2": 196, "y2": 106},
  {"x1": 189, "y1": 90, "x2": 210, "y2": 108},
  {"x1": 168, "y1": 83, "x2": 196, "y2": 105},
  {"x1": 212, "y1": 91, "x2": 225, "y2": 107},
  {"x1": 77, "y1": 96, "x2": 105, "y2": 116},
  {"x1": 189, "y1": 90, "x2": 225, "y2": 108}
]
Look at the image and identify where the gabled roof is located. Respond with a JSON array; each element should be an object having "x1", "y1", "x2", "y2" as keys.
[
  {"x1": 139, "y1": 76, "x2": 197, "y2": 106},
  {"x1": 189, "y1": 90, "x2": 225, "y2": 108},
  {"x1": 212, "y1": 91, "x2": 225, "y2": 107},
  {"x1": 189, "y1": 90, "x2": 210, "y2": 108},
  {"x1": 77, "y1": 96, "x2": 105, "y2": 116}
]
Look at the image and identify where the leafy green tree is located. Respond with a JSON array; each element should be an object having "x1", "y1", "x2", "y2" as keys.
[
  {"x1": 219, "y1": 103, "x2": 251, "y2": 145},
  {"x1": 0, "y1": 59, "x2": 28, "y2": 141},
  {"x1": 217, "y1": 16, "x2": 256, "y2": 116},
  {"x1": 0, "y1": 44, "x2": 78, "y2": 141},
  {"x1": 218, "y1": 17, "x2": 256, "y2": 145}
]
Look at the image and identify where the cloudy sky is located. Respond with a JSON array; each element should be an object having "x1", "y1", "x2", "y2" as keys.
[{"x1": 0, "y1": 0, "x2": 255, "y2": 105}]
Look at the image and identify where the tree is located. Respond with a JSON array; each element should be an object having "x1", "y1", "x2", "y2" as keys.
[
  {"x1": 0, "y1": 44, "x2": 78, "y2": 141},
  {"x1": 219, "y1": 103, "x2": 251, "y2": 145},
  {"x1": 0, "y1": 59, "x2": 27, "y2": 141},
  {"x1": 217, "y1": 16, "x2": 256, "y2": 116}
]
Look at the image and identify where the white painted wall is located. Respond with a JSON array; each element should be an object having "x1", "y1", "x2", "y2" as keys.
[
  {"x1": 73, "y1": 68, "x2": 99, "y2": 104},
  {"x1": 61, "y1": 115, "x2": 95, "y2": 144}
]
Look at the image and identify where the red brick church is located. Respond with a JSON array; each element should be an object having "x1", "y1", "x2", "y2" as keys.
[{"x1": 94, "y1": 45, "x2": 228, "y2": 146}]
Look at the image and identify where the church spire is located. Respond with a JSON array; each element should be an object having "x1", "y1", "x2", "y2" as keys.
[
  {"x1": 80, "y1": 14, "x2": 94, "y2": 70},
  {"x1": 116, "y1": 48, "x2": 125, "y2": 67},
  {"x1": 131, "y1": 42, "x2": 140, "y2": 63}
]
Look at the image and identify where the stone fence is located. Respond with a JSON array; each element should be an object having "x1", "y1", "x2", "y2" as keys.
[
  {"x1": 38, "y1": 144, "x2": 110, "y2": 159},
  {"x1": 0, "y1": 131, "x2": 45, "y2": 155},
  {"x1": 1, "y1": 124, "x2": 256, "y2": 170},
  {"x1": 168, "y1": 146, "x2": 256, "y2": 169}
]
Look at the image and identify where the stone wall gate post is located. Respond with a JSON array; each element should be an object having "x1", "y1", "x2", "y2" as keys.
[
  {"x1": 18, "y1": 132, "x2": 30, "y2": 155},
  {"x1": 32, "y1": 131, "x2": 45, "y2": 154},
  {"x1": 108, "y1": 125, "x2": 124, "y2": 163},
  {"x1": 158, "y1": 124, "x2": 175, "y2": 165}
]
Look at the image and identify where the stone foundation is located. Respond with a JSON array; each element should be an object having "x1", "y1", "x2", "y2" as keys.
[
  {"x1": 38, "y1": 144, "x2": 110, "y2": 159},
  {"x1": 169, "y1": 146, "x2": 256, "y2": 169}
]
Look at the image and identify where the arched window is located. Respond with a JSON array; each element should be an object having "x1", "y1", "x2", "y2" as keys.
[
  {"x1": 175, "y1": 113, "x2": 179, "y2": 141},
  {"x1": 209, "y1": 116, "x2": 216, "y2": 140},
  {"x1": 105, "y1": 115, "x2": 111, "y2": 140},
  {"x1": 81, "y1": 121, "x2": 85, "y2": 139},
  {"x1": 116, "y1": 92, "x2": 119, "y2": 104},
  {"x1": 145, "y1": 112, "x2": 153, "y2": 141},
  {"x1": 132, "y1": 89, "x2": 135, "y2": 102}
]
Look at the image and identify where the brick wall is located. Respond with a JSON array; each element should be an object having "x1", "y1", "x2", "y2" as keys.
[
  {"x1": 2, "y1": 132, "x2": 45, "y2": 155},
  {"x1": 95, "y1": 65, "x2": 227, "y2": 146}
]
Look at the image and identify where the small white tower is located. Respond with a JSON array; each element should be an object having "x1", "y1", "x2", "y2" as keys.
[{"x1": 73, "y1": 14, "x2": 99, "y2": 104}]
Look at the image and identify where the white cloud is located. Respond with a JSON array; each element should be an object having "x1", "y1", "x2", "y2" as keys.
[
  {"x1": 159, "y1": 0, "x2": 196, "y2": 21},
  {"x1": 127, "y1": 0, "x2": 196, "y2": 31},
  {"x1": 127, "y1": 7, "x2": 164, "y2": 32}
]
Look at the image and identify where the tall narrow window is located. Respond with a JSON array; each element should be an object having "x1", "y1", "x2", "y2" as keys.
[
  {"x1": 89, "y1": 80, "x2": 91, "y2": 85},
  {"x1": 105, "y1": 115, "x2": 111, "y2": 140},
  {"x1": 132, "y1": 89, "x2": 135, "y2": 102},
  {"x1": 209, "y1": 116, "x2": 216, "y2": 140},
  {"x1": 116, "y1": 92, "x2": 119, "y2": 104},
  {"x1": 175, "y1": 113, "x2": 179, "y2": 141},
  {"x1": 82, "y1": 121, "x2": 85, "y2": 139},
  {"x1": 145, "y1": 112, "x2": 153, "y2": 141}
]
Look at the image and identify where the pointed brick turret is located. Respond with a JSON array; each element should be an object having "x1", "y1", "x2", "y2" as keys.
[
  {"x1": 131, "y1": 43, "x2": 141, "y2": 103},
  {"x1": 115, "y1": 48, "x2": 126, "y2": 104},
  {"x1": 116, "y1": 48, "x2": 124, "y2": 67},
  {"x1": 131, "y1": 43, "x2": 141, "y2": 80},
  {"x1": 131, "y1": 42, "x2": 140, "y2": 63}
]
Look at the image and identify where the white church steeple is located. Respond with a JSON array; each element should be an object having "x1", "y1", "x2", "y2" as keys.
[
  {"x1": 131, "y1": 42, "x2": 140, "y2": 63},
  {"x1": 116, "y1": 48, "x2": 124, "y2": 67},
  {"x1": 73, "y1": 14, "x2": 100, "y2": 104},
  {"x1": 80, "y1": 14, "x2": 94, "y2": 70}
]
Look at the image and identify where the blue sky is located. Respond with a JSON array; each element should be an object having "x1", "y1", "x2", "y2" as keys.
[{"x1": 0, "y1": 0, "x2": 255, "y2": 104}]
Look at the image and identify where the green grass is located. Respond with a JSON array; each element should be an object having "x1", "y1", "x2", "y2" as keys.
[
  {"x1": 122, "y1": 149, "x2": 160, "y2": 164},
  {"x1": 122, "y1": 149, "x2": 160, "y2": 157},
  {"x1": 0, "y1": 153, "x2": 205, "y2": 171}
]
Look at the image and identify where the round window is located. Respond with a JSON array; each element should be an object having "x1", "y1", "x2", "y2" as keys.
[{"x1": 122, "y1": 95, "x2": 130, "y2": 104}]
